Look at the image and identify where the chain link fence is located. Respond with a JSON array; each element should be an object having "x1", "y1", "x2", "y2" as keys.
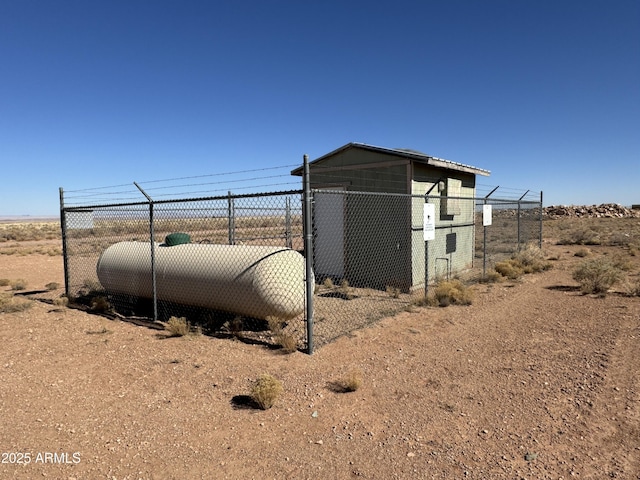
[
  {"x1": 61, "y1": 179, "x2": 541, "y2": 353},
  {"x1": 61, "y1": 191, "x2": 307, "y2": 350},
  {"x1": 310, "y1": 190, "x2": 542, "y2": 347},
  {"x1": 475, "y1": 197, "x2": 543, "y2": 275}
]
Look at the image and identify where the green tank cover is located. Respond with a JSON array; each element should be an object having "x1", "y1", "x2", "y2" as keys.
[{"x1": 164, "y1": 232, "x2": 191, "y2": 246}]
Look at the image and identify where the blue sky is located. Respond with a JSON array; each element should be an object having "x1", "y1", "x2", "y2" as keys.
[{"x1": 1, "y1": 0, "x2": 638, "y2": 215}]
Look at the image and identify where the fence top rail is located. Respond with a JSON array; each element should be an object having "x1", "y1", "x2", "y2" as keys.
[{"x1": 61, "y1": 189, "x2": 304, "y2": 211}]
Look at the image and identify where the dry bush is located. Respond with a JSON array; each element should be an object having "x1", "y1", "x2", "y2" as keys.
[
  {"x1": 0, "y1": 278, "x2": 10, "y2": 287},
  {"x1": 431, "y1": 280, "x2": 474, "y2": 307},
  {"x1": 322, "y1": 277, "x2": 334, "y2": 289},
  {"x1": 266, "y1": 315, "x2": 284, "y2": 333},
  {"x1": 494, "y1": 260, "x2": 524, "y2": 280},
  {"x1": 512, "y1": 245, "x2": 552, "y2": 273},
  {"x1": 166, "y1": 316, "x2": 191, "y2": 337},
  {"x1": 251, "y1": 374, "x2": 283, "y2": 410},
  {"x1": 627, "y1": 278, "x2": 640, "y2": 297},
  {"x1": 572, "y1": 257, "x2": 623, "y2": 296},
  {"x1": 0, "y1": 222, "x2": 60, "y2": 242},
  {"x1": 480, "y1": 270, "x2": 503, "y2": 284},
  {"x1": 337, "y1": 369, "x2": 363, "y2": 392},
  {"x1": 53, "y1": 296, "x2": 69, "y2": 307},
  {"x1": 574, "y1": 247, "x2": 590, "y2": 257},
  {"x1": 340, "y1": 279, "x2": 355, "y2": 300},
  {"x1": 90, "y1": 296, "x2": 111, "y2": 313},
  {"x1": 386, "y1": 286, "x2": 401, "y2": 298},
  {"x1": 624, "y1": 277, "x2": 640, "y2": 297},
  {"x1": 10, "y1": 279, "x2": 27, "y2": 291},
  {"x1": 495, "y1": 245, "x2": 551, "y2": 279},
  {"x1": 267, "y1": 316, "x2": 298, "y2": 353},
  {"x1": 45, "y1": 282, "x2": 60, "y2": 290},
  {"x1": 557, "y1": 227, "x2": 601, "y2": 246},
  {"x1": 0, "y1": 293, "x2": 33, "y2": 313},
  {"x1": 609, "y1": 254, "x2": 632, "y2": 272},
  {"x1": 277, "y1": 333, "x2": 298, "y2": 353},
  {"x1": 0, "y1": 246, "x2": 62, "y2": 256},
  {"x1": 608, "y1": 232, "x2": 635, "y2": 247}
]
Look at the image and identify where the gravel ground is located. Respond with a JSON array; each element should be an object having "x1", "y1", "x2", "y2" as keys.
[{"x1": 0, "y1": 235, "x2": 639, "y2": 479}]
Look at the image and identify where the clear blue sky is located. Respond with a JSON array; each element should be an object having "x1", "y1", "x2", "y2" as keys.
[{"x1": 1, "y1": 0, "x2": 638, "y2": 215}]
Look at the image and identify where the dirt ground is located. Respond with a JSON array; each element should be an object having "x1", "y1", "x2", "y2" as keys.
[{"x1": 1, "y1": 220, "x2": 639, "y2": 479}]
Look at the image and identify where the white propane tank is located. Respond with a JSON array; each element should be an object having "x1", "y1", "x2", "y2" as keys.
[{"x1": 96, "y1": 242, "x2": 308, "y2": 320}]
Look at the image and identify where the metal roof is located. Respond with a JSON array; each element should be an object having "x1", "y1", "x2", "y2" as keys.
[{"x1": 291, "y1": 142, "x2": 491, "y2": 177}]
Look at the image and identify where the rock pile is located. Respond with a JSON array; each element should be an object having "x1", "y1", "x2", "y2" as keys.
[{"x1": 544, "y1": 203, "x2": 640, "y2": 219}]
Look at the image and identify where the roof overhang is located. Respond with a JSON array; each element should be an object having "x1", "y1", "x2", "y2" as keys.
[{"x1": 291, "y1": 142, "x2": 490, "y2": 177}]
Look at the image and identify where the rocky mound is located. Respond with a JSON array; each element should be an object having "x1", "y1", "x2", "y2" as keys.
[{"x1": 544, "y1": 203, "x2": 640, "y2": 219}]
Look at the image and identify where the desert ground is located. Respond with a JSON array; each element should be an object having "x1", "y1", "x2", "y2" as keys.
[{"x1": 0, "y1": 214, "x2": 639, "y2": 479}]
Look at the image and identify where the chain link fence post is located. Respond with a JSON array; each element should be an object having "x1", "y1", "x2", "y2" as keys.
[
  {"x1": 134, "y1": 182, "x2": 158, "y2": 322},
  {"x1": 303, "y1": 154, "x2": 314, "y2": 354},
  {"x1": 59, "y1": 187, "x2": 71, "y2": 300}
]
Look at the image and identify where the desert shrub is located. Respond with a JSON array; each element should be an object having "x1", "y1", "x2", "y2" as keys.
[
  {"x1": 630, "y1": 279, "x2": 640, "y2": 296},
  {"x1": 494, "y1": 245, "x2": 551, "y2": 279},
  {"x1": 512, "y1": 244, "x2": 552, "y2": 273},
  {"x1": 494, "y1": 259, "x2": 524, "y2": 280},
  {"x1": 90, "y1": 296, "x2": 111, "y2": 313},
  {"x1": 0, "y1": 278, "x2": 10, "y2": 287},
  {"x1": 572, "y1": 257, "x2": 623, "y2": 296},
  {"x1": 277, "y1": 333, "x2": 298, "y2": 353},
  {"x1": 0, "y1": 223, "x2": 60, "y2": 242},
  {"x1": 608, "y1": 232, "x2": 634, "y2": 247},
  {"x1": 45, "y1": 282, "x2": 60, "y2": 290},
  {"x1": 251, "y1": 374, "x2": 283, "y2": 410},
  {"x1": 609, "y1": 254, "x2": 632, "y2": 272},
  {"x1": 336, "y1": 369, "x2": 363, "y2": 392},
  {"x1": 0, "y1": 293, "x2": 33, "y2": 313},
  {"x1": 267, "y1": 316, "x2": 298, "y2": 353},
  {"x1": 53, "y1": 296, "x2": 69, "y2": 307},
  {"x1": 386, "y1": 286, "x2": 401, "y2": 298},
  {"x1": 557, "y1": 228, "x2": 601, "y2": 246},
  {"x1": 340, "y1": 279, "x2": 355, "y2": 300},
  {"x1": 480, "y1": 270, "x2": 503, "y2": 283},
  {"x1": 322, "y1": 277, "x2": 334, "y2": 289},
  {"x1": 266, "y1": 315, "x2": 284, "y2": 333},
  {"x1": 10, "y1": 279, "x2": 27, "y2": 291},
  {"x1": 574, "y1": 247, "x2": 590, "y2": 258},
  {"x1": 432, "y1": 280, "x2": 474, "y2": 307},
  {"x1": 624, "y1": 277, "x2": 640, "y2": 297},
  {"x1": 166, "y1": 316, "x2": 191, "y2": 337}
]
